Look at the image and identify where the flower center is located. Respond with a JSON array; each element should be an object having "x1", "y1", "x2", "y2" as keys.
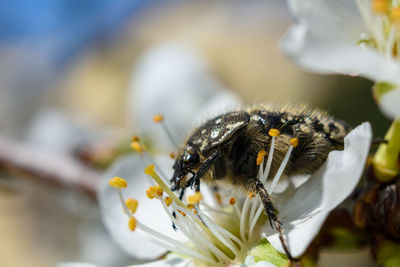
[
  {"x1": 109, "y1": 167, "x2": 268, "y2": 267},
  {"x1": 357, "y1": 0, "x2": 400, "y2": 61},
  {"x1": 110, "y1": 120, "x2": 299, "y2": 266}
]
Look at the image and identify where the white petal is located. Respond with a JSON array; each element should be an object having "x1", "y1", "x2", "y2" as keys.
[
  {"x1": 98, "y1": 154, "x2": 186, "y2": 260},
  {"x1": 379, "y1": 87, "x2": 400, "y2": 119},
  {"x1": 125, "y1": 255, "x2": 192, "y2": 267},
  {"x1": 265, "y1": 122, "x2": 372, "y2": 257},
  {"x1": 128, "y1": 42, "x2": 240, "y2": 151},
  {"x1": 288, "y1": 0, "x2": 366, "y2": 38},
  {"x1": 78, "y1": 215, "x2": 133, "y2": 266},
  {"x1": 282, "y1": 0, "x2": 400, "y2": 84}
]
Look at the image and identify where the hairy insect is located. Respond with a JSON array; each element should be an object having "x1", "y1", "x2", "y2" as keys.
[{"x1": 170, "y1": 103, "x2": 350, "y2": 261}]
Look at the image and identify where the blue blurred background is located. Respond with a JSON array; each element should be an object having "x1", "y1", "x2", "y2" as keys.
[{"x1": 0, "y1": 0, "x2": 162, "y2": 136}]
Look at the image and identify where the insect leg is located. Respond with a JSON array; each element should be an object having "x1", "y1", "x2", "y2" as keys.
[
  {"x1": 248, "y1": 177, "x2": 297, "y2": 262},
  {"x1": 187, "y1": 150, "x2": 220, "y2": 192}
]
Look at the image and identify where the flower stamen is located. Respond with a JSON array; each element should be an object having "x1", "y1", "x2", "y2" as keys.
[
  {"x1": 109, "y1": 162, "x2": 284, "y2": 266},
  {"x1": 357, "y1": 0, "x2": 400, "y2": 61},
  {"x1": 131, "y1": 141, "x2": 145, "y2": 153},
  {"x1": 269, "y1": 138, "x2": 298, "y2": 193},
  {"x1": 109, "y1": 177, "x2": 128, "y2": 189},
  {"x1": 129, "y1": 217, "x2": 137, "y2": 231},
  {"x1": 187, "y1": 192, "x2": 203, "y2": 204},
  {"x1": 125, "y1": 198, "x2": 139, "y2": 214},
  {"x1": 372, "y1": 0, "x2": 389, "y2": 14},
  {"x1": 259, "y1": 134, "x2": 276, "y2": 184},
  {"x1": 165, "y1": 196, "x2": 172, "y2": 206},
  {"x1": 268, "y1": 128, "x2": 280, "y2": 137},
  {"x1": 110, "y1": 177, "x2": 216, "y2": 264},
  {"x1": 391, "y1": 7, "x2": 400, "y2": 22},
  {"x1": 153, "y1": 114, "x2": 177, "y2": 148},
  {"x1": 256, "y1": 150, "x2": 267, "y2": 166},
  {"x1": 240, "y1": 196, "x2": 252, "y2": 241}
]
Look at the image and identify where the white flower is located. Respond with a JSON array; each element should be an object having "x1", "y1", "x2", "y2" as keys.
[
  {"x1": 101, "y1": 155, "x2": 284, "y2": 266},
  {"x1": 58, "y1": 255, "x2": 277, "y2": 267},
  {"x1": 264, "y1": 122, "x2": 372, "y2": 257},
  {"x1": 281, "y1": 0, "x2": 400, "y2": 119},
  {"x1": 98, "y1": 122, "x2": 372, "y2": 266},
  {"x1": 96, "y1": 41, "x2": 373, "y2": 267}
]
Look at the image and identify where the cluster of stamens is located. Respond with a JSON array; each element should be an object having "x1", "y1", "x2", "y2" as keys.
[
  {"x1": 258, "y1": 129, "x2": 298, "y2": 192},
  {"x1": 109, "y1": 165, "x2": 263, "y2": 265},
  {"x1": 109, "y1": 122, "x2": 300, "y2": 266},
  {"x1": 357, "y1": 0, "x2": 400, "y2": 61}
]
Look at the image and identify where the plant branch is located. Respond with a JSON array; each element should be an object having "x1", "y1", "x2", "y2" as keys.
[{"x1": 0, "y1": 135, "x2": 100, "y2": 198}]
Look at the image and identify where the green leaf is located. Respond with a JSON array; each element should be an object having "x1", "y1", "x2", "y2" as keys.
[
  {"x1": 248, "y1": 239, "x2": 289, "y2": 267},
  {"x1": 373, "y1": 119, "x2": 400, "y2": 182},
  {"x1": 373, "y1": 82, "x2": 397, "y2": 102},
  {"x1": 377, "y1": 240, "x2": 400, "y2": 267}
]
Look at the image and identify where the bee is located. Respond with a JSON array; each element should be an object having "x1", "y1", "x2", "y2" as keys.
[{"x1": 170, "y1": 103, "x2": 350, "y2": 261}]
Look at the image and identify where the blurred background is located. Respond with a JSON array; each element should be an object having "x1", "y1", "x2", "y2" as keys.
[{"x1": 0, "y1": 0, "x2": 390, "y2": 266}]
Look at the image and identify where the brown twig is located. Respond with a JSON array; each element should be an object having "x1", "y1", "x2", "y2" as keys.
[{"x1": 0, "y1": 135, "x2": 100, "y2": 199}]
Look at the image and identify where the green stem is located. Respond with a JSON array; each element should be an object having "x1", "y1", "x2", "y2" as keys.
[{"x1": 373, "y1": 119, "x2": 400, "y2": 182}]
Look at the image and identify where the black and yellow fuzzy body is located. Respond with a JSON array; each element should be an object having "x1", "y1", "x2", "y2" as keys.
[
  {"x1": 170, "y1": 103, "x2": 350, "y2": 261},
  {"x1": 171, "y1": 103, "x2": 350, "y2": 191}
]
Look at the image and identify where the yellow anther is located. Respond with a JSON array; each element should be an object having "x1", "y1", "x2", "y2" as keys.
[
  {"x1": 257, "y1": 150, "x2": 267, "y2": 166},
  {"x1": 193, "y1": 209, "x2": 198, "y2": 215},
  {"x1": 391, "y1": 7, "x2": 400, "y2": 22},
  {"x1": 146, "y1": 187, "x2": 156, "y2": 199},
  {"x1": 169, "y1": 152, "x2": 175, "y2": 159},
  {"x1": 109, "y1": 177, "x2": 128, "y2": 189},
  {"x1": 178, "y1": 210, "x2": 187, "y2": 217},
  {"x1": 146, "y1": 185, "x2": 163, "y2": 199},
  {"x1": 131, "y1": 135, "x2": 140, "y2": 142},
  {"x1": 128, "y1": 217, "x2": 137, "y2": 231},
  {"x1": 229, "y1": 197, "x2": 236, "y2": 205},
  {"x1": 248, "y1": 192, "x2": 256, "y2": 199},
  {"x1": 154, "y1": 185, "x2": 163, "y2": 197},
  {"x1": 215, "y1": 193, "x2": 222, "y2": 205},
  {"x1": 146, "y1": 189, "x2": 155, "y2": 199},
  {"x1": 131, "y1": 141, "x2": 144, "y2": 153},
  {"x1": 372, "y1": 0, "x2": 388, "y2": 14},
  {"x1": 268, "y1": 128, "x2": 280, "y2": 137},
  {"x1": 125, "y1": 198, "x2": 139, "y2": 214},
  {"x1": 290, "y1": 137, "x2": 299, "y2": 147},
  {"x1": 165, "y1": 197, "x2": 172, "y2": 206},
  {"x1": 187, "y1": 192, "x2": 203, "y2": 204},
  {"x1": 153, "y1": 114, "x2": 164, "y2": 123},
  {"x1": 144, "y1": 164, "x2": 155, "y2": 175},
  {"x1": 187, "y1": 203, "x2": 195, "y2": 209}
]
